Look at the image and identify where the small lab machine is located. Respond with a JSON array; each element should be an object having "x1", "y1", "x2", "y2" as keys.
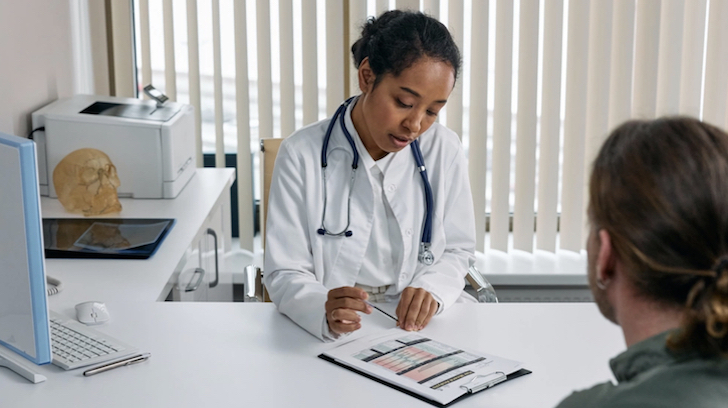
[{"x1": 31, "y1": 94, "x2": 196, "y2": 199}]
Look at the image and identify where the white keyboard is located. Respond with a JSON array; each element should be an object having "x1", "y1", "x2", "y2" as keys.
[{"x1": 49, "y1": 311, "x2": 138, "y2": 370}]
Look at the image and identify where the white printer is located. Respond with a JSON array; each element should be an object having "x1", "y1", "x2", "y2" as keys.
[{"x1": 31, "y1": 94, "x2": 196, "y2": 199}]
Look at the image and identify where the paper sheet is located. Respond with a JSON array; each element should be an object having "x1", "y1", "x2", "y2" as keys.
[{"x1": 322, "y1": 328, "x2": 523, "y2": 405}]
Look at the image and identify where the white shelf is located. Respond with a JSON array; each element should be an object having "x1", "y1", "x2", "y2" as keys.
[{"x1": 41, "y1": 168, "x2": 235, "y2": 311}]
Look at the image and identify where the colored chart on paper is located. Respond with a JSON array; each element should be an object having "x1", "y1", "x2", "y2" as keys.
[{"x1": 355, "y1": 335, "x2": 486, "y2": 385}]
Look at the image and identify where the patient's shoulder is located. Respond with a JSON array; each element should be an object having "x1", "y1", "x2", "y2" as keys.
[
  {"x1": 555, "y1": 358, "x2": 728, "y2": 408},
  {"x1": 554, "y1": 381, "x2": 617, "y2": 408}
]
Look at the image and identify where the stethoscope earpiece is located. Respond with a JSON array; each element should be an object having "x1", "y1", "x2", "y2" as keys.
[
  {"x1": 317, "y1": 229, "x2": 326, "y2": 235},
  {"x1": 345, "y1": 231, "x2": 353, "y2": 237}
]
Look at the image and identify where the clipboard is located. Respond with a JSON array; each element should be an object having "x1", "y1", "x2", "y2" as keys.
[
  {"x1": 319, "y1": 353, "x2": 531, "y2": 407},
  {"x1": 318, "y1": 328, "x2": 531, "y2": 407}
]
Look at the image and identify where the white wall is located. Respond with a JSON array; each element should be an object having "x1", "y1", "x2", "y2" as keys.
[{"x1": 0, "y1": 1, "x2": 77, "y2": 137}]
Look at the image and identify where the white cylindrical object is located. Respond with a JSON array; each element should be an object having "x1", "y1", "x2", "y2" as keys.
[
  {"x1": 655, "y1": 0, "x2": 685, "y2": 116},
  {"x1": 584, "y1": 0, "x2": 613, "y2": 174},
  {"x1": 280, "y1": 0, "x2": 295, "y2": 138},
  {"x1": 349, "y1": 0, "x2": 368, "y2": 98},
  {"x1": 376, "y1": 0, "x2": 390, "y2": 16},
  {"x1": 632, "y1": 0, "x2": 661, "y2": 119},
  {"x1": 234, "y1": 0, "x2": 254, "y2": 251},
  {"x1": 186, "y1": 0, "x2": 203, "y2": 168},
  {"x1": 139, "y1": 0, "x2": 152, "y2": 90},
  {"x1": 468, "y1": 0, "x2": 489, "y2": 253},
  {"x1": 162, "y1": 0, "x2": 177, "y2": 100},
  {"x1": 607, "y1": 0, "x2": 635, "y2": 131},
  {"x1": 702, "y1": 0, "x2": 728, "y2": 129},
  {"x1": 423, "y1": 0, "x2": 439, "y2": 17},
  {"x1": 302, "y1": 0, "x2": 319, "y2": 125},
  {"x1": 70, "y1": 0, "x2": 94, "y2": 94},
  {"x1": 212, "y1": 0, "x2": 225, "y2": 168},
  {"x1": 397, "y1": 0, "x2": 420, "y2": 11},
  {"x1": 490, "y1": 0, "x2": 514, "y2": 253},
  {"x1": 326, "y1": 0, "x2": 345, "y2": 116},
  {"x1": 257, "y1": 0, "x2": 274, "y2": 138},
  {"x1": 446, "y1": 0, "x2": 464, "y2": 139},
  {"x1": 512, "y1": 0, "x2": 540, "y2": 253},
  {"x1": 678, "y1": 0, "x2": 707, "y2": 117},
  {"x1": 108, "y1": 0, "x2": 135, "y2": 97},
  {"x1": 536, "y1": 0, "x2": 564, "y2": 253},
  {"x1": 582, "y1": 0, "x2": 613, "y2": 246},
  {"x1": 559, "y1": 0, "x2": 590, "y2": 252}
]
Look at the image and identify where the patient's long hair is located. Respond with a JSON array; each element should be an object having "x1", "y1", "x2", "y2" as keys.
[{"x1": 589, "y1": 117, "x2": 728, "y2": 357}]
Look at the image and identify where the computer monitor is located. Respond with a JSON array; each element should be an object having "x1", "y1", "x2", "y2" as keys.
[{"x1": 0, "y1": 132, "x2": 52, "y2": 376}]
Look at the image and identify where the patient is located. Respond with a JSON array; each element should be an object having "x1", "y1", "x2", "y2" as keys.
[{"x1": 556, "y1": 117, "x2": 728, "y2": 408}]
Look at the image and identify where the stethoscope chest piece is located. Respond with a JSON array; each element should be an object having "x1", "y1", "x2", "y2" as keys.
[{"x1": 418, "y1": 243, "x2": 434, "y2": 265}]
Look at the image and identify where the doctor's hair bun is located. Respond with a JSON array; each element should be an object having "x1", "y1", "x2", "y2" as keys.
[{"x1": 351, "y1": 10, "x2": 461, "y2": 85}]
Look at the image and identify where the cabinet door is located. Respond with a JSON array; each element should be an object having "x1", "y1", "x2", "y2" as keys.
[
  {"x1": 170, "y1": 195, "x2": 234, "y2": 302},
  {"x1": 165, "y1": 171, "x2": 235, "y2": 302}
]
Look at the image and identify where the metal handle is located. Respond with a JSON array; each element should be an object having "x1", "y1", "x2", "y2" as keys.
[
  {"x1": 466, "y1": 265, "x2": 499, "y2": 303},
  {"x1": 243, "y1": 265, "x2": 264, "y2": 302},
  {"x1": 184, "y1": 268, "x2": 206, "y2": 292},
  {"x1": 460, "y1": 371, "x2": 507, "y2": 393},
  {"x1": 206, "y1": 228, "x2": 219, "y2": 288}
]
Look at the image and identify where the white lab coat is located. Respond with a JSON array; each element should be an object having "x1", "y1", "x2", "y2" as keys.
[{"x1": 264, "y1": 99, "x2": 476, "y2": 341}]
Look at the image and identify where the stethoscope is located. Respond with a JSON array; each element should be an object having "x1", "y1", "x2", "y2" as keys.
[{"x1": 317, "y1": 97, "x2": 435, "y2": 265}]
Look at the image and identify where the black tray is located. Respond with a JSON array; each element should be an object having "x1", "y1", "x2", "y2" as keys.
[{"x1": 42, "y1": 218, "x2": 175, "y2": 259}]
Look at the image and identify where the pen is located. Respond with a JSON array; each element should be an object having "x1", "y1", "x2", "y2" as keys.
[
  {"x1": 365, "y1": 301, "x2": 398, "y2": 322},
  {"x1": 83, "y1": 353, "x2": 151, "y2": 377}
]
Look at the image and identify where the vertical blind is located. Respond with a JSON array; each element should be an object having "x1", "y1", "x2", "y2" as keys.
[{"x1": 132, "y1": 0, "x2": 728, "y2": 255}]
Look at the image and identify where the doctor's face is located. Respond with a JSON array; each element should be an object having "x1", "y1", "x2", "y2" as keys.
[{"x1": 352, "y1": 57, "x2": 455, "y2": 160}]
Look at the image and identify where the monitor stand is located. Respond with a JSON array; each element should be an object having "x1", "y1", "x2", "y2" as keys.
[{"x1": 0, "y1": 346, "x2": 47, "y2": 383}]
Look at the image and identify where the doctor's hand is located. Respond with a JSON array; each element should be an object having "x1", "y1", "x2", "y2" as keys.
[
  {"x1": 396, "y1": 287, "x2": 438, "y2": 331},
  {"x1": 325, "y1": 287, "x2": 372, "y2": 335}
]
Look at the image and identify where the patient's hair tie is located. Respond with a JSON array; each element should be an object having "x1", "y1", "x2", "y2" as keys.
[{"x1": 713, "y1": 258, "x2": 728, "y2": 275}]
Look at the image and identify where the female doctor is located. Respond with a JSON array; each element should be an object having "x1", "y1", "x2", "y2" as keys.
[{"x1": 264, "y1": 10, "x2": 476, "y2": 341}]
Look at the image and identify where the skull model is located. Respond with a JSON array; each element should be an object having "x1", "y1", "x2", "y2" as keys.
[{"x1": 53, "y1": 148, "x2": 122, "y2": 216}]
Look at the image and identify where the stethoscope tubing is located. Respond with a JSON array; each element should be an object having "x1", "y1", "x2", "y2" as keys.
[
  {"x1": 321, "y1": 98, "x2": 358, "y2": 169},
  {"x1": 410, "y1": 140, "x2": 433, "y2": 245},
  {"x1": 318, "y1": 98, "x2": 358, "y2": 237},
  {"x1": 319, "y1": 166, "x2": 357, "y2": 237},
  {"x1": 318, "y1": 97, "x2": 434, "y2": 265}
]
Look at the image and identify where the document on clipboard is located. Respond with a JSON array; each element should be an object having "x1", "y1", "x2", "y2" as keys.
[{"x1": 319, "y1": 328, "x2": 531, "y2": 407}]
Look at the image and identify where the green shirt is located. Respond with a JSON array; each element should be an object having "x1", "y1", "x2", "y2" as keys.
[{"x1": 555, "y1": 330, "x2": 728, "y2": 408}]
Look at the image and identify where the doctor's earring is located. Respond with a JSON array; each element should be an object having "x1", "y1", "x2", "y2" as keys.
[{"x1": 595, "y1": 266, "x2": 611, "y2": 290}]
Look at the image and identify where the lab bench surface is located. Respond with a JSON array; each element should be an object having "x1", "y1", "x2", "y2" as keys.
[{"x1": 2, "y1": 302, "x2": 623, "y2": 408}]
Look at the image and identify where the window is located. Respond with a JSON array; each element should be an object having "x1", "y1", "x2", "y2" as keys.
[{"x1": 126, "y1": 0, "x2": 726, "y2": 254}]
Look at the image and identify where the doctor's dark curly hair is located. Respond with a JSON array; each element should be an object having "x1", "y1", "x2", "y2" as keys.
[
  {"x1": 589, "y1": 117, "x2": 728, "y2": 357},
  {"x1": 351, "y1": 10, "x2": 461, "y2": 87}
]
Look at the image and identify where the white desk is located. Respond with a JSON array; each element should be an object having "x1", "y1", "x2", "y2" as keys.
[
  {"x1": 2, "y1": 303, "x2": 623, "y2": 408},
  {"x1": 1, "y1": 168, "x2": 626, "y2": 407}
]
